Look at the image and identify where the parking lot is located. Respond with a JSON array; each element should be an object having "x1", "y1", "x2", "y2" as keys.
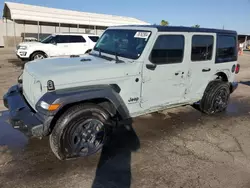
[{"x1": 0, "y1": 49, "x2": 250, "y2": 188}]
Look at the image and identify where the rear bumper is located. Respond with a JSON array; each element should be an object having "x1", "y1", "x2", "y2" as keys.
[
  {"x1": 230, "y1": 81, "x2": 238, "y2": 93},
  {"x1": 3, "y1": 85, "x2": 52, "y2": 137}
]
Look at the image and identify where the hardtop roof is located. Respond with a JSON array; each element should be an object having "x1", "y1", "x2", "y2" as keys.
[
  {"x1": 114, "y1": 25, "x2": 237, "y2": 35},
  {"x1": 53, "y1": 33, "x2": 99, "y2": 36}
]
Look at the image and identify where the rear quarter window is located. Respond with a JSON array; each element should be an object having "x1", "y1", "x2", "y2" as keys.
[{"x1": 216, "y1": 35, "x2": 237, "y2": 63}]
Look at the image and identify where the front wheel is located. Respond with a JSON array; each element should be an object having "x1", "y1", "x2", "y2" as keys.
[
  {"x1": 199, "y1": 80, "x2": 230, "y2": 115},
  {"x1": 49, "y1": 104, "x2": 111, "y2": 160},
  {"x1": 30, "y1": 52, "x2": 46, "y2": 61}
]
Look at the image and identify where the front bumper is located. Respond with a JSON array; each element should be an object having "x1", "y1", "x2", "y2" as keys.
[
  {"x1": 16, "y1": 50, "x2": 30, "y2": 61},
  {"x1": 3, "y1": 85, "x2": 52, "y2": 137},
  {"x1": 230, "y1": 81, "x2": 238, "y2": 93}
]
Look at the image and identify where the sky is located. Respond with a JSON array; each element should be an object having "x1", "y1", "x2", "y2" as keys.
[{"x1": 1, "y1": 0, "x2": 250, "y2": 34}]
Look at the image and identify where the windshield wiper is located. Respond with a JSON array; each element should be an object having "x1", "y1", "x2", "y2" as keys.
[
  {"x1": 90, "y1": 49, "x2": 114, "y2": 61},
  {"x1": 115, "y1": 52, "x2": 124, "y2": 63}
]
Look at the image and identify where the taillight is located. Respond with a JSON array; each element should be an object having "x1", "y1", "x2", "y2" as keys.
[{"x1": 235, "y1": 64, "x2": 240, "y2": 74}]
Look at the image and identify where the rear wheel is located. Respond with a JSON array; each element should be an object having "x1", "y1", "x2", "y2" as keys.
[
  {"x1": 49, "y1": 104, "x2": 111, "y2": 160},
  {"x1": 199, "y1": 80, "x2": 230, "y2": 115}
]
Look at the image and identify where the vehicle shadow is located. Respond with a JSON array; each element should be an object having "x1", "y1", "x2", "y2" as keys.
[
  {"x1": 91, "y1": 124, "x2": 140, "y2": 188},
  {"x1": 8, "y1": 59, "x2": 25, "y2": 69},
  {"x1": 240, "y1": 81, "x2": 250, "y2": 87}
]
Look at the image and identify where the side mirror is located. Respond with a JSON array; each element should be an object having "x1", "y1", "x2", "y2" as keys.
[
  {"x1": 146, "y1": 64, "x2": 157, "y2": 70},
  {"x1": 51, "y1": 41, "x2": 57, "y2": 45}
]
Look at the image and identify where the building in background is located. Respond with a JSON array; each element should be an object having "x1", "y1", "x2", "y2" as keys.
[
  {"x1": 238, "y1": 34, "x2": 250, "y2": 52},
  {"x1": 1, "y1": 2, "x2": 149, "y2": 47}
]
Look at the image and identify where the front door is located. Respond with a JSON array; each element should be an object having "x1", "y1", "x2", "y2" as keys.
[
  {"x1": 141, "y1": 33, "x2": 189, "y2": 109},
  {"x1": 50, "y1": 35, "x2": 71, "y2": 57}
]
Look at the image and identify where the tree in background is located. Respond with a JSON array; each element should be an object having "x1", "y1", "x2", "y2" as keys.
[
  {"x1": 161, "y1": 20, "x2": 169, "y2": 26},
  {"x1": 192, "y1": 24, "x2": 200, "y2": 28}
]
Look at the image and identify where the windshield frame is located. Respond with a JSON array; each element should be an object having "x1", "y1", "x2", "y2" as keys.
[{"x1": 93, "y1": 29, "x2": 152, "y2": 60}]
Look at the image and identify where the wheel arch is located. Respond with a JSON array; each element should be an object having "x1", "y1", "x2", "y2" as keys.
[
  {"x1": 29, "y1": 50, "x2": 48, "y2": 60},
  {"x1": 214, "y1": 71, "x2": 229, "y2": 82},
  {"x1": 37, "y1": 84, "x2": 130, "y2": 135}
]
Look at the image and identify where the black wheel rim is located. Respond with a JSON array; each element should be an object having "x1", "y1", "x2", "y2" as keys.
[
  {"x1": 66, "y1": 118, "x2": 105, "y2": 158},
  {"x1": 213, "y1": 88, "x2": 229, "y2": 113}
]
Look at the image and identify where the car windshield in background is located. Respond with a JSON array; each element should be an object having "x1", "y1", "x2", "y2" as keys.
[
  {"x1": 88, "y1": 36, "x2": 99, "y2": 42},
  {"x1": 94, "y1": 29, "x2": 151, "y2": 59}
]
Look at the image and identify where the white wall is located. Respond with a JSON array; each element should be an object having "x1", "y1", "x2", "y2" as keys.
[{"x1": 0, "y1": 20, "x2": 4, "y2": 46}]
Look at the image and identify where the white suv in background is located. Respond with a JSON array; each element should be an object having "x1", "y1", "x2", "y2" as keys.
[{"x1": 16, "y1": 33, "x2": 99, "y2": 61}]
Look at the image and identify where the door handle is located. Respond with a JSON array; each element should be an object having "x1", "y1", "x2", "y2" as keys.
[
  {"x1": 202, "y1": 68, "x2": 211, "y2": 72},
  {"x1": 146, "y1": 64, "x2": 157, "y2": 70}
]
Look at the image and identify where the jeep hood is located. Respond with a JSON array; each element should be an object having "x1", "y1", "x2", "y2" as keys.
[{"x1": 25, "y1": 54, "x2": 141, "y2": 88}]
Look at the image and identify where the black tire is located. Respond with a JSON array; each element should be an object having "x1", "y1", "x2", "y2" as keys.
[
  {"x1": 49, "y1": 104, "x2": 111, "y2": 160},
  {"x1": 30, "y1": 52, "x2": 46, "y2": 61},
  {"x1": 199, "y1": 80, "x2": 230, "y2": 115}
]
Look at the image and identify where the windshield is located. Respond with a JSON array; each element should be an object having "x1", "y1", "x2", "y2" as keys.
[
  {"x1": 41, "y1": 35, "x2": 55, "y2": 44},
  {"x1": 94, "y1": 29, "x2": 151, "y2": 59}
]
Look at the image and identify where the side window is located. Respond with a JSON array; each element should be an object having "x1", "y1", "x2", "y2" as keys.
[
  {"x1": 150, "y1": 35, "x2": 184, "y2": 64},
  {"x1": 191, "y1": 35, "x2": 214, "y2": 61},
  {"x1": 69, "y1": 36, "x2": 86, "y2": 43},
  {"x1": 55, "y1": 35, "x2": 70, "y2": 43},
  {"x1": 88, "y1": 36, "x2": 99, "y2": 42},
  {"x1": 216, "y1": 35, "x2": 237, "y2": 63}
]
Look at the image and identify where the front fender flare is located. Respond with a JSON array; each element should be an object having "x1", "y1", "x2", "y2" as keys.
[{"x1": 36, "y1": 85, "x2": 130, "y2": 120}]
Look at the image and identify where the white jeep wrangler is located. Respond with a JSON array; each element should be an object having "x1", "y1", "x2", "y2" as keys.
[{"x1": 4, "y1": 25, "x2": 239, "y2": 160}]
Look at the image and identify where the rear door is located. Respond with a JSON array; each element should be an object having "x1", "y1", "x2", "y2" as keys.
[
  {"x1": 68, "y1": 35, "x2": 88, "y2": 55},
  {"x1": 185, "y1": 33, "x2": 216, "y2": 101}
]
